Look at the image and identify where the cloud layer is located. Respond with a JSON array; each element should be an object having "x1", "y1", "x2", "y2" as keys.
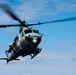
[{"x1": 0, "y1": 40, "x2": 76, "y2": 75}]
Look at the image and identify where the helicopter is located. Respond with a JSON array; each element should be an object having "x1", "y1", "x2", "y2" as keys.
[{"x1": 0, "y1": 4, "x2": 76, "y2": 64}]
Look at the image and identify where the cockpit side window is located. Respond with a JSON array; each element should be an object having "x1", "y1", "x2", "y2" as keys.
[
  {"x1": 33, "y1": 30, "x2": 39, "y2": 33},
  {"x1": 24, "y1": 30, "x2": 32, "y2": 34}
]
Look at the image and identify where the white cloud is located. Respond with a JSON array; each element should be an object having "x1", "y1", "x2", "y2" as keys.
[
  {"x1": 16, "y1": 0, "x2": 76, "y2": 21},
  {"x1": 23, "y1": 74, "x2": 30, "y2": 75},
  {"x1": 0, "y1": 0, "x2": 76, "y2": 23},
  {"x1": 0, "y1": 40, "x2": 76, "y2": 75}
]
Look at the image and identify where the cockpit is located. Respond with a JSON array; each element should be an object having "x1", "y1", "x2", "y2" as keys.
[
  {"x1": 24, "y1": 29, "x2": 32, "y2": 34},
  {"x1": 24, "y1": 29, "x2": 39, "y2": 34},
  {"x1": 33, "y1": 30, "x2": 39, "y2": 33},
  {"x1": 19, "y1": 27, "x2": 40, "y2": 36}
]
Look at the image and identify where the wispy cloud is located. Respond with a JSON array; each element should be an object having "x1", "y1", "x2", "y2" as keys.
[
  {"x1": 0, "y1": 0, "x2": 76, "y2": 23},
  {"x1": 16, "y1": 0, "x2": 76, "y2": 21}
]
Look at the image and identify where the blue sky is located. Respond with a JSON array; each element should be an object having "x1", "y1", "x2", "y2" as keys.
[{"x1": 0, "y1": 0, "x2": 76, "y2": 75}]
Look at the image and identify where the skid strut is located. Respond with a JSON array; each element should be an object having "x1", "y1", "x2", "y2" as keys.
[{"x1": 30, "y1": 48, "x2": 42, "y2": 59}]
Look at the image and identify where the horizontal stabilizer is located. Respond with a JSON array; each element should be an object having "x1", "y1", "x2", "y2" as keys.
[
  {"x1": 14, "y1": 59, "x2": 20, "y2": 61},
  {"x1": 0, "y1": 58, "x2": 7, "y2": 60},
  {"x1": 0, "y1": 58, "x2": 20, "y2": 61},
  {"x1": 0, "y1": 58, "x2": 20, "y2": 64}
]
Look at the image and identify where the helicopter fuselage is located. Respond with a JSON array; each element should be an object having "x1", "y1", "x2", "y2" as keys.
[{"x1": 6, "y1": 27, "x2": 42, "y2": 63}]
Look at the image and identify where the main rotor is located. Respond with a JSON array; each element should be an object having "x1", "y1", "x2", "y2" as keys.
[{"x1": 0, "y1": 4, "x2": 76, "y2": 28}]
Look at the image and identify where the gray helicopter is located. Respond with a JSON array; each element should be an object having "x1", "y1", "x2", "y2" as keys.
[{"x1": 0, "y1": 4, "x2": 76, "y2": 64}]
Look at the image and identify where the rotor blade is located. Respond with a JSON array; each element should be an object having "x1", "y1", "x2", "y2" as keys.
[
  {"x1": 27, "y1": 16, "x2": 76, "y2": 26},
  {"x1": 0, "y1": 4, "x2": 24, "y2": 25},
  {"x1": 0, "y1": 24, "x2": 21, "y2": 28}
]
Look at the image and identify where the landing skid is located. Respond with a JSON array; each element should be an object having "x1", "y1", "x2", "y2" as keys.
[{"x1": 30, "y1": 48, "x2": 42, "y2": 59}]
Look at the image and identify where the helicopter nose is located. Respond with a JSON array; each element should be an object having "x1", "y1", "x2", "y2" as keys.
[
  {"x1": 32, "y1": 34, "x2": 41, "y2": 43},
  {"x1": 25, "y1": 33, "x2": 42, "y2": 43},
  {"x1": 33, "y1": 37, "x2": 41, "y2": 43},
  {"x1": 32, "y1": 33, "x2": 42, "y2": 38}
]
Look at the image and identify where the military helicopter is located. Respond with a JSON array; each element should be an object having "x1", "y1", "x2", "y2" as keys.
[{"x1": 0, "y1": 4, "x2": 76, "y2": 64}]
